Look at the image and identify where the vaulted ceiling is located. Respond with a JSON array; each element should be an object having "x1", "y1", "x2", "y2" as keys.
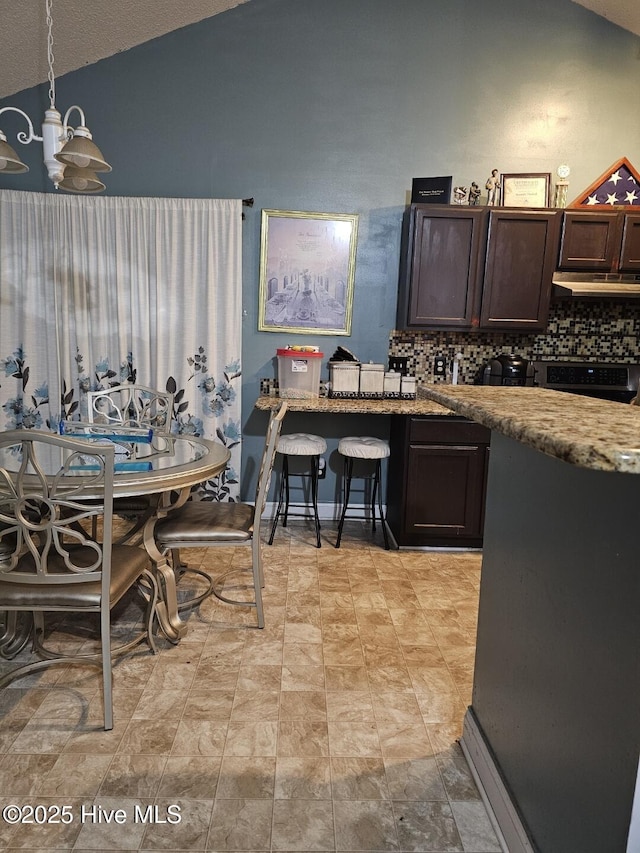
[
  {"x1": 0, "y1": 0, "x2": 637, "y2": 100},
  {"x1": 572, "y1": 0, "x2": 640, "y2": 37},
  {"x1": 0, "y1": 0, "x2": 251, "y2": 99}
]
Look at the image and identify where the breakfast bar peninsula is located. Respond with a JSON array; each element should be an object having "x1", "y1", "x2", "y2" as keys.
[{"x1": 419, "y1": 384, "x2": 640, "y2": 853}]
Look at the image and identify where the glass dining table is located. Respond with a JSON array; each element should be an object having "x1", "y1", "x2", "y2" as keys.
[{"x1": 0, "y1": 432, "x2": 231, "y2": 643}]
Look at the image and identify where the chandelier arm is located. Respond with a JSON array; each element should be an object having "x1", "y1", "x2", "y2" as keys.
[
  {"x1": 62, "y1": 106, "x2": 87, "y2": 136},
  {"x1": 0, "y1": 107, "x2": 43, "y2": 144}
]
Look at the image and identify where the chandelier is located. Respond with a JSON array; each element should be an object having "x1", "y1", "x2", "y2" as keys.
[{"x1": 0, "y1": 0, "x2": 111, "y2": 193}]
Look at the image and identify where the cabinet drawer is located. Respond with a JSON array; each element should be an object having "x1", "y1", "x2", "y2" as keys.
[{"x1": 409, "y1": 417, "x2": 490, "y2": 445}]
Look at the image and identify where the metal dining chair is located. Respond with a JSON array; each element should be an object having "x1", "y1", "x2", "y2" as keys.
[
  {"x1": 86, "y1": 382, "x2": 229, "y2": 614},
  {"x1": 85, "y1": 382, "x2": 175, "y2": 539},
  {"x1": 87, "y1": 381, "x2": 212, "y2": 611},
  {"x1": 0, "y1": 430, "x2": 159, "y2": 731},
  {"x1": 153, "y1": 401, "x2": 287, "y2": 628},
  {"x1": 87, "y1": 383, "x2": 174, "y2": 432}
]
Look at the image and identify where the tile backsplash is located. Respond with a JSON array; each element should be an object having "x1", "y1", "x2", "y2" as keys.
[{"x1": 389, "y1": 300, "x2": 640, "y2": 385}]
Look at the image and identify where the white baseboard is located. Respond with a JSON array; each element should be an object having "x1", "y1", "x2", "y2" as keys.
[
  {"x1": 460, "y1": 708, "x2": 535, "y2": 853},
  {"x1": 261, "y1": 505, "x2": 484, "y2": 552},
  {"x1": 264, "y1": 500, "x2": 383, "y2": 523}
]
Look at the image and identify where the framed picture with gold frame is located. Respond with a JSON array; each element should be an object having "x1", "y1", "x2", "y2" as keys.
[
  {"x1": 258, "y1": 209, "x2": 359, "y2": 335},
  {"x1": 502, "y1": 173, "x2": 551, "y2": 208}
]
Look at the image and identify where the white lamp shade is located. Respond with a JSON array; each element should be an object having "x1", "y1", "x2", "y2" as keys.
[
  {"x1": 55, "y1": 132, "x2": 111, "y2": 173},
  {"x1": 0, "y1": 137, "x2": 29, "y2": 173},
  {"x1": 57, "y1": 165, "x2": 106, "y2": 193}
]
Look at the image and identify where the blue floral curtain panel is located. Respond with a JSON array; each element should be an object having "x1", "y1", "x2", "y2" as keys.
[{"x1": 0, "y1": 191, "x2": 242, "y2": 500}]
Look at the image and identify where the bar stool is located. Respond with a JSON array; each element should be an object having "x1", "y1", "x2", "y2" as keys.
[
  {"x1": 335, "y1": 436, "x2": 390, "y2": 550},
  {"x1": 268, "y1": 433, "x2": 327, "y2": 548}
]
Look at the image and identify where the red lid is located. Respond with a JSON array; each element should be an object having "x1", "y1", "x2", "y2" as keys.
[{"x1": 277, "y1": 348, "x2": 323, "y2": 357}]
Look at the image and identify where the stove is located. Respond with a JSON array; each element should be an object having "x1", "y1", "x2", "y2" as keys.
[{"x1": 533, "y1": 360, "x2": 640, "y2": 404}]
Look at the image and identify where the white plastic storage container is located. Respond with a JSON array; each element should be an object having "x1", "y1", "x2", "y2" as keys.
[{"x1": 277, "y1": 348, "x2": 323, "y2": 399}]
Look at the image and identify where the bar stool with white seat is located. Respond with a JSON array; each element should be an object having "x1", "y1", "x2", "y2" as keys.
[
  {"x1": 268, "y1": 433, "x2": 327, "y2": 548},
  {"x1": 335, "y1": 436, "x2": 390, "y2": 550}
]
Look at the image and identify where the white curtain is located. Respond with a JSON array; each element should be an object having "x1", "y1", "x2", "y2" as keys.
[{"x1": 0, "y1": 190, "x2": 242, "y2": 500}]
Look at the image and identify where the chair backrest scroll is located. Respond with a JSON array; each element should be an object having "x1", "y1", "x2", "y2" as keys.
[
  {"x1": 87, "y1": 383, "x2": 174, "y2": 432},
  {"x1": 0, "y1": 430, "x2": 115, "y2": 594}
]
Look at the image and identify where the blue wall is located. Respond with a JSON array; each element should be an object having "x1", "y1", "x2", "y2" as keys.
[{"x1": 1, "y1": 0, "x2": 639, "y2": 498}]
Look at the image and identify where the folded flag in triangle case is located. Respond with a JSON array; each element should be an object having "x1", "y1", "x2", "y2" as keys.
[{"x1": 570, "y1": 157, "x2": 640, "y2": 207}]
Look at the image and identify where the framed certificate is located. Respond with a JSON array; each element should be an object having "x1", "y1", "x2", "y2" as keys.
[{"x1": 501, "y1": 173, "x2": 551, "y2": 208}]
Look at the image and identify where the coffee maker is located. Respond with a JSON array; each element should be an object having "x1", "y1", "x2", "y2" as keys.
[{"x1": 481, "y1": 354, "x2": 535, "y2": 386}]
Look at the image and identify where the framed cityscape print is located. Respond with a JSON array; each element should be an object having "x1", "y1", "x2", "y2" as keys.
[{"x1": 258, "y1": 209, "x2": 359, "y2": 335}]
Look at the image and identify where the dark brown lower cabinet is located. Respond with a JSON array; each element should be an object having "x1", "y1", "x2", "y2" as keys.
[{"x1": 387, "y1": 416, "x2": 490, "y2": 547}]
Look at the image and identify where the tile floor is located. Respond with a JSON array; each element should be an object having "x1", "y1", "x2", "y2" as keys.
[{"x1": 0, "y1": 519, "x2": 502, "y2": 852}]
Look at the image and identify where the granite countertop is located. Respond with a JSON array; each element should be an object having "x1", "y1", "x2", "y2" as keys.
[
  {"x1": 254, "y1": 394, "x2": 454, "y2": 416},
  {"x1": 419, "y1": 384, "x2": 640, "y2": 474}
]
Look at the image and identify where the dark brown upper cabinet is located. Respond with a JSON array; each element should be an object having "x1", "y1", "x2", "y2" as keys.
[
  {"x1": 619, "y1": 212, "x2": 640, "y2": 271},
  {"x1": 558, "y1": 209, "x2": 640, "y2": 272},
  {"x1": 397, "y1": 205, "x2": 486, "y2": 329},
  {"x1": 397, "y1": 204, "x2": 561, "y2": 332},
  {"x1": 480, "y1": 208, "x2": 561, "y2": 331}
]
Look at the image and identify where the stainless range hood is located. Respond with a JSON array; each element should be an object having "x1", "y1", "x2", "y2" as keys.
[{"x1": 552, "y1": 272, "x2": 640, "y2": 298}]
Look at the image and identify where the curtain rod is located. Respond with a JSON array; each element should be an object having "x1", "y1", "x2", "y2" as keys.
[{"x1": 241, "y1": 197, "x2": 254, "y2": 220}]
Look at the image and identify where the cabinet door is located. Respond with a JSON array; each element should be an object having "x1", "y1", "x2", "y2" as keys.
[
  {"x1": 405, "y1": 443, "x2": 487, "y2": 540},
  {"x1": 387, "y1": 416, "x2": 490, "y2": 547},
  {"x1": 619, "y1": 212, "x2": 640, "y2": 272},
  {"x1": 405, "y1": 206, "x2": 486, "y2": 328},
  {"x1": 480, "y1": 209, "x2": 560, "y2": 331},
  {"x1": 558, "y1": 210, "x2": 621, "y2": 270}
]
